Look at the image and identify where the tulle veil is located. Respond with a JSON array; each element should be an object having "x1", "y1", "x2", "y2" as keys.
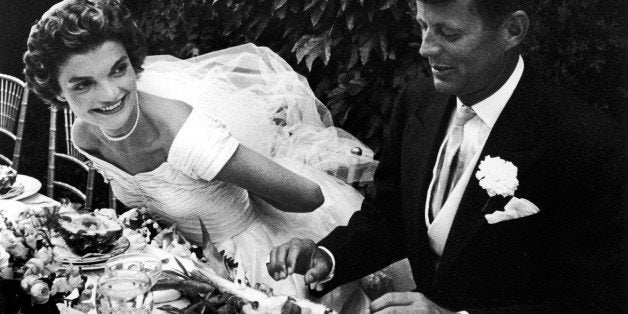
[{"x1": 138, "y1": 43, "x2": 377, "y2": 183}]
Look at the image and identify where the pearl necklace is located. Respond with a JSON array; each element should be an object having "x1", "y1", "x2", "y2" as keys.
[{"x1": 100, "y1": 93, "x2": 140, "y2": 142}]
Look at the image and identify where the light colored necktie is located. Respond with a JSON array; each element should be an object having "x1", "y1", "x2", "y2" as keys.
[{"x1": 430, "y1": 105, "x2": 477, "y2": 220}]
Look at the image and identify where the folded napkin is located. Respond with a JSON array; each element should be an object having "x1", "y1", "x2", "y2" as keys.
[{"x1": 485, "y1": 197, "x2": 540, "y2": 224}]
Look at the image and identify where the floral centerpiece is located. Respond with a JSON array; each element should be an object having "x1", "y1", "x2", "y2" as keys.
[{"x1": 0, "y1": 204, "x2": 87, "y2": 313}]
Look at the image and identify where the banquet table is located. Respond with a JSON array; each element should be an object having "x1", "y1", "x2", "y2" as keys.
[
  {"x1": 20, "y1": 192, "x2": 60, "y2": 207},
  {"x1": 17, "y1": 193, "x2": 193, "y2": 313}
]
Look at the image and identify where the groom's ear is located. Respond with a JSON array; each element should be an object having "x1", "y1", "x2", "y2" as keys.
[{"x1": 502, "y1": 10, "x2": 529, "y2": 51}]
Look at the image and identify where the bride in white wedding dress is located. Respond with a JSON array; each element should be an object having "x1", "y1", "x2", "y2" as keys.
[{"x1": 24, "y1": 0, "x2": 413, "y2": 311}]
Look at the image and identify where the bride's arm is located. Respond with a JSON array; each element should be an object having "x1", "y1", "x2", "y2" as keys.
[{"x1": 214, "y1": 145, "x2": 324, "y2": 213}]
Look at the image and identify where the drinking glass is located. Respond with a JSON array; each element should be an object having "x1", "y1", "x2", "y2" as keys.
[
  {"x1": 104, "y1": 253, "x2": 162, "y2": 286},
  {"x1": 95, "y1": 270, "x2": 154, "y2": 314}
]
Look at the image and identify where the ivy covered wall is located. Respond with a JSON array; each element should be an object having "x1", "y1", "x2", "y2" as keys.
[{"x1": 129, "y1": 0, "x2": 625, "y2": 154}]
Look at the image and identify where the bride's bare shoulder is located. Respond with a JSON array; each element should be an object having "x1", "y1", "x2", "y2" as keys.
[
  {"x1": 142, "y1": 92, "x2": 192, "y2": 133},
  {"x1": 71, "y1": 118, "x2": 100, "y2": 151}
]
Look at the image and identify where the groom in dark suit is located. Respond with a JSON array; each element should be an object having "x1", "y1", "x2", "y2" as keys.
[{"x1": 268, "y1": 0, "x2": 624, "y2": 312}]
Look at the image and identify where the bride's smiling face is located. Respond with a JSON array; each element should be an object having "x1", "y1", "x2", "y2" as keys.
[{"x1": 56, "y1": 40, "x2": 138, "y2": 134}]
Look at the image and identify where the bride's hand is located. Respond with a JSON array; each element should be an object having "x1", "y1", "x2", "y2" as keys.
[{"x1": 267, "y1": 238, "x2": 331, "y2": 285}]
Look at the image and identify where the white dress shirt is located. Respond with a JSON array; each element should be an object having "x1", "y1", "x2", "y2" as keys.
[{"x1": 425, "y1": 56, "x2": 524, "y2": 255}]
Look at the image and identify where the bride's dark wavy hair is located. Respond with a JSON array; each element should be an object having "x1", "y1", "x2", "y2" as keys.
[{"x1": 23, "y1": 0, "x2": 146, "y2": 106}]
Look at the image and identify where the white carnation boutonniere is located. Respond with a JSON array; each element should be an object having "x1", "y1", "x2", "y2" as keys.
[
  {"x1": 475, "y1": 155, "x2": 519, "y2": 197},
  {"x1": 475, "y1": 156, "x2": 539, "y2": 224}
]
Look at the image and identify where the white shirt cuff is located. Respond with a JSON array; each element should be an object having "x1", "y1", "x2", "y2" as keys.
[{"x1": 309, "y1": 246, "x2": 335, "y2": 291}]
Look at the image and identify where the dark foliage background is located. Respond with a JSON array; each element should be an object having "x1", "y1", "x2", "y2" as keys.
[
  {"x1": 127, "y1": 0, "x2": 626, "y2": 154},
  {"x1": 0, "y1": 0, "x2": 625, "y2": 209}
]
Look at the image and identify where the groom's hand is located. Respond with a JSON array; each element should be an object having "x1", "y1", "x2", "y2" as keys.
[
  {"x1": 370, "y1": 292, "x2": 454, "y2": 314},
  {"x1": 267, "y1": 238, "x2": 332, "y2": 285}
]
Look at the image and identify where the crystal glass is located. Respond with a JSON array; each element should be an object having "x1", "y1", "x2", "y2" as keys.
[
  {"x1": 104, "y1": 253, "x2": 162, "y2": 286},
  {"x1": 95, "y1": 270, "x2": 154, "y2": 314}
]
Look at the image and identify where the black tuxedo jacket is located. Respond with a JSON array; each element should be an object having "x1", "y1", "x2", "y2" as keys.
[{"x1": 317, "y1": 65, "x2": 625, "y2": 312}]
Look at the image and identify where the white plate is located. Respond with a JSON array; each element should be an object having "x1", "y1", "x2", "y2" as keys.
[
  {"x1": 56, "y1": 236, "x2": 131, "y2": 268},
  {"x1": 0, "y1": 199, "x2": 28, "y2": 221},
  {"x1": 4, "y1": 175, "x2": 42, "y2": 201}
]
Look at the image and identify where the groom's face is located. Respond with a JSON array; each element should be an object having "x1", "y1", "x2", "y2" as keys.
[{"x1": 416, "y1": 0, "x2": 509, "y2": 98}]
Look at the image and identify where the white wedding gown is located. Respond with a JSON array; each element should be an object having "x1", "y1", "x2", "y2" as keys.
[{"x1": 74, "y1": 44, "x2": 413, "y2": 311}]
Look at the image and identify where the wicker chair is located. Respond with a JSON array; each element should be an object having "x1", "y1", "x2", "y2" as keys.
[
  {"x1": 47, "y1": 105, "x2": 117, "y2": 210},
  {"x1": 0, "y1": 74, "x2": 29, "y2": 171}
]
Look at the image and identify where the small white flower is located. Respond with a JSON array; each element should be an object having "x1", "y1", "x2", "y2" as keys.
[
  {"x1": 29, "y1": 280, "x2": 51, "y2": 304},
  {"x1": 95, "y1": 208, "x2": 117, "y2": 221},
  {"x1": 0, "y1": 244, "x2": 12, "y2": 279},
  {"x1": 0, "y1": 244, "x2": 9, "y2": 269},
  {"x1": 475, "y1": 155, "x2": 519, "y2": 197},
  {"x1": 25, "y1": 258, "x2": 46, "y2": 275},
  {"x1": 20, "y1": 274, "x2": 39, "y2": 291},
  {"x1": 51, "y1": 277, "x2": 70, "y2": 295},
  {"x1": 34, "y1": 247, "x2": 54, "y2": 264},
  {"x1": 0, "y1": 230, "x2": 18, "y2": 248},
  {"x1": 1, "y1": 231, "x2": 30, "y2": 260},
  {"x1": 67, "y1": 274, "x2": 83, "y2": 289}
]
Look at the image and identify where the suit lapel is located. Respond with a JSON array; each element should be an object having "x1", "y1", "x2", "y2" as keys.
[
  {"x1": 434, "y1": 68, "x2": 546, "y2": 281},
  {"x1": 401, "y1": 89, "x2": 454, "y2": 289},
  {"x1": 402, "y1": 91, "x2": 454, "y2": 222}
]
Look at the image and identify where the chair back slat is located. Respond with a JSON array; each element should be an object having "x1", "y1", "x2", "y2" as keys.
[
  {"x1": 12, "y1": 88, "x2": 29, "y2": 171},
  {"x1": 0, "y1": 73, "x2": 28, "y2": 171},
  {"x1": 63, "y1": 107, "x2": 84, "y2": 160},
  {"x1": 48, "y1": 104, "x2": 92, "y2": 208},
  {"x1": 48, "y1": 105, "x2": 116, "y2": 211},
  {"x1": 0, "y1": 79, "x2": 21, "y2": 131},
  {"x1": 47, "y1": 105, "x2": 58, "y2": 198}
]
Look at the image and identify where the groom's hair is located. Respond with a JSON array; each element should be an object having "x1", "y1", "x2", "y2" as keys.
[{"x1": 417, "y1": 0, "x2": 538, "y2": 29}]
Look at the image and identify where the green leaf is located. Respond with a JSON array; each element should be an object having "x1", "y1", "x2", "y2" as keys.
[
  {"x1": 276, "y1": 5, "x2": 287, "y2": 19},
  {"x1": 378, "y1": 31, "x2": 388, "y2": 61},
  {"x1": 379, "y1": 0, "x2": 395, "y2": 10},
  {"x1": 317, "y1": 0, "x2": 329, "y2": 14},
  {"x1": 293, "y1": 35, "x2": 324, "y2": 67},
  {"x1": 390, "y1": 6, "x2": 402, "y2": 20},
  {"x1": 324, "y1": 36, "x2": 332, "y2": 65},
  {"x1": 337, "y1": 73, "x2": 349, "y2": 84},
  {"x1": 311, "y1": 6, "x2": 324, "y2": 27},
  {"x1": 155, "y1": 21, "x2": 165, "y2": 32},
  {"x1": 251, "y1": 18, "x2": 269, "y2": 41},
  {"x1": 290, "y1": 1, "x2": 301, "y2": 13},
  {"x1": 330, "y1": 98, "x2": 350, "y2": 125},
  {"x1": 366, "y1": 115, "x2": 382, "y2": 138},
  {"x1": 274, "y1": 0, "x2": 288, "y2": 10},
  {"x1": 388, "y1": 49, "x2": 396, "y2": 60},
  {"x1": 359, "y1": 34, "x2": 375, "y2": 64},
  {"x1": 328, "y1": 85, "x2": 347, "y2": 99},
  {"x1": 348, "y1": 45, "x2": 359, "y2": 68},
  {"x1": 292, "y1": 36, "x2": 309, "y2": 59},
  {"x1": 283, "y1": 23, "x2": 296, "y2": 38},
  {"x1": 347, "y1": 77, "x2": 367, "y2": 96},
  {"x1": 305, "y1": 50, "x2": 319, "y2": 71},
  {"x1": 346, "y1": 14, "x2": 355, "y2": 30},
  {"x1": 305, "y1": 38, "x2": 328, "y2": 71},
  {"x1": 340, "y1": 0, "x2": 349, "y2": 11},
  {"x1": 304, "y1": 0, "x2": 319, "y2": 11}
]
